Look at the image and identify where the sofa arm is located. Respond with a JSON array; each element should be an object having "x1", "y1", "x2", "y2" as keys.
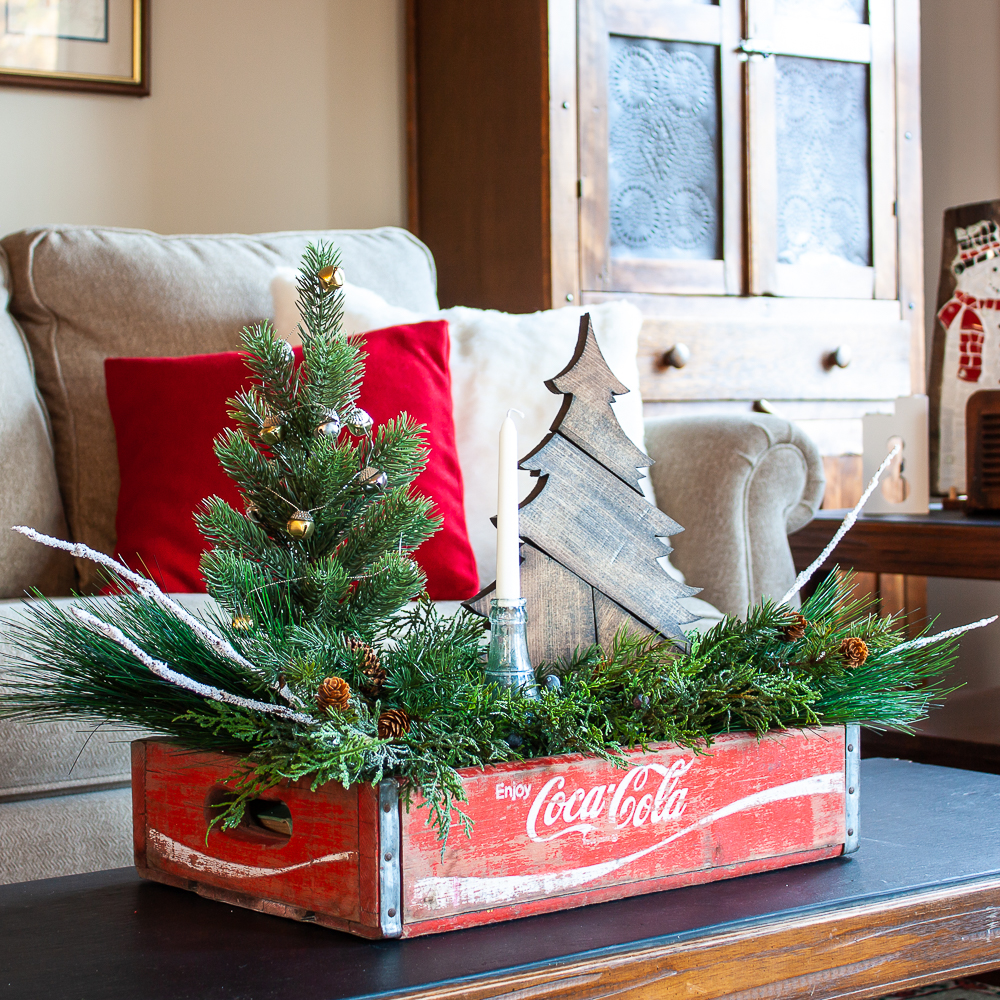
[{"x1": 644, "y1": 413, "x2": 825, "y2": 616}]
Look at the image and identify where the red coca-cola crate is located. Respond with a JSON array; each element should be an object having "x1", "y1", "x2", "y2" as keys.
[{"x1": 132, "y1": 725, "x2": 859, "y2": 939}]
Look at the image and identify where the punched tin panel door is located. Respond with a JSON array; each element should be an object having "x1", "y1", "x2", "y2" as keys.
[{"x1": 578, "y1": 0, "x2": 922, "y2": 450}]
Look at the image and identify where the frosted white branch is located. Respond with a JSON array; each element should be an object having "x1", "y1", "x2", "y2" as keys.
[
  {"x1": 14, "y1": 526, "x2": 258, "y2": 674},
  {"x1": 891, "y1": 615, "x2": 998, "y2": 653},
  {"x1": 71, "y1": 609, "x2": 314, "y2": 726},
  {"x1": 13, "y1": 526, "x2": 307, "y2": 708},
  {"x1": 779, "y1": 443, "x2": 902, "y2": 606}
]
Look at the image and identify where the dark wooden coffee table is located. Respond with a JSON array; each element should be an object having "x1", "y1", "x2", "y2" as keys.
[{"x1": 3, "y1": 758, "x2": 1000, "y2": 1000}]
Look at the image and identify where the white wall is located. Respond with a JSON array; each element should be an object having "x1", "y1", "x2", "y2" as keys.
[
  {"x1": 920, "y1": 0, "x2": 1000, "y2": 739},
  {"x1": 0, "y1": 0, "x2": 406, "y2": 237}
]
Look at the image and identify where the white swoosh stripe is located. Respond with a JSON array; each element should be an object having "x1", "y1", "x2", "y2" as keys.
[
  {"x1": 148, "y1": 828, "x2": 355, "y2": 879},
  {"x1": 412, "y1": 772, "x2": 843, "y2": 910}
]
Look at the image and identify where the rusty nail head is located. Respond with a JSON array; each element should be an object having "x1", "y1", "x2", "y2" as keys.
[{"x1": 384, "y1": 852, "x2": 392, "y2": 862}]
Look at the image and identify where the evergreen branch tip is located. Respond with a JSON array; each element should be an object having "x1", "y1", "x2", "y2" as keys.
[
  {"x1": 71, "y1": 608, "x2": 314, "y2": 726},
  {"x1": 12, "y1": 525, "x2": 260, "y2": 676}
]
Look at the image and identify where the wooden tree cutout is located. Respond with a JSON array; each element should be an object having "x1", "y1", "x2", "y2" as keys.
[{"x1": 465, "y1": 314, "x2": 698, "y2": 664}]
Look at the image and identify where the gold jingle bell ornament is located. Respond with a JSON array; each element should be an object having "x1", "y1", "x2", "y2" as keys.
[
  {"x1": 317, "y1": 265, "x2": 345, "y2": 290},
  {"x1": 358, "y1": 467, "x2": 388, "y2": 491},
  {"x1": 315, "y1": 409, "x2": 341, "y2": 438},
  {"x1": 343, "y1": 407, "x2": 373, "y2": 436},
  {"x1": 231, "y1": 615, "x2": 254, "y2": 631},
  {"x1": 245, "y1": 502, "x2": 263, "y2": 524},
  {"x1": 260, "y1": 414, "x2": 284, "y2": 446},
  {"x1": 286, "y1": 510, "x2": 315, "y2": 540}
]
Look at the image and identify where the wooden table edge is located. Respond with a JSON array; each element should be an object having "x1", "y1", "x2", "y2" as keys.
[
  {"x1": 382, "y1": 874, "x2": 1000, "y2": 1000},
  {"x1": 789, "y1": 510, "x2": 1000, "y2": 580}
]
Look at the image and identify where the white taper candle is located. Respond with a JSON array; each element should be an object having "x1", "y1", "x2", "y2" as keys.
[{"x1": 495, "y1": 410, "x2": 522, "y2": 600}]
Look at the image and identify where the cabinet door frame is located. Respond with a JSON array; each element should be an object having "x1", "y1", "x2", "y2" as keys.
[
  {"x1": 549, "y1": 0, "x2": 582, "y2": 307},
  {"x1": 745, "y1": 0, "x2": 898, "y2": 300},
  {"x1": 579, "y1": 0, "x2": 745, "y2": 296}
]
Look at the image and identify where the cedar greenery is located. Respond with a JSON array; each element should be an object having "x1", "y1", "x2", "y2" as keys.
[{"x1": 0, "y1": 244, "x2": 966, "y2": 845}]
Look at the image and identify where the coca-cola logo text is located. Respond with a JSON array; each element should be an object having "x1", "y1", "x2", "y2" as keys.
[{"x1": 523, "y1": 758, "x2": 694, "y2": 843}]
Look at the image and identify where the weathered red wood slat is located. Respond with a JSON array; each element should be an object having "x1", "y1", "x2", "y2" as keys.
[{"x1": 132, "y1": 726, "x2": 852, "y2": 939}]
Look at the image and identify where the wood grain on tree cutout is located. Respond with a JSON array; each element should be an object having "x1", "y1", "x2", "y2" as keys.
[
  {"x1": 542, "y1": 325, "x2": 650, "y2": 490},
  {"x1": 466, "y1": 314, "x2": 697, "y2": 661}
]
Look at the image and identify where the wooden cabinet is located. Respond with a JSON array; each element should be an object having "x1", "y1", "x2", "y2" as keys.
[{"x1": 407, "y1": 0, "x2": 924, "y2": 450}]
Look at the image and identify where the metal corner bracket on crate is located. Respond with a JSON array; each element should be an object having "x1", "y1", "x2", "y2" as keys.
[
  {"x1": 845, "y1": 723, "x2": 860, "y2": 855},
  {"x1": 132, "y1": 725, "x2": 861, "y2": 939},
  {"x1": 378, "y1": 779, "x2": 402, "y2": 938}
]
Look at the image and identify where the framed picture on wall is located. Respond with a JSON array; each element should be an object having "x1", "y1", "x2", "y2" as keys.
[{"x1": 0, "y1": 0, "x2": 148, "y2": 95}]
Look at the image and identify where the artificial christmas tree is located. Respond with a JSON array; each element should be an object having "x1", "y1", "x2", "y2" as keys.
[{"x1": 196, "y1": 240, "x2": 439, "y2": 641}]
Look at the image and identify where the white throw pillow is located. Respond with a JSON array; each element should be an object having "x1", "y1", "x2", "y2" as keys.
[
  {"x1": 432, "y1": 301, "x2": 653, "y2": 588},
  {"x1": 271, "y1": 272, "x2": 675, "y2": 591}
]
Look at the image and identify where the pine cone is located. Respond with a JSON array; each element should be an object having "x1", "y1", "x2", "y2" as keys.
[
  {"x1": 346, "y1": 636, "x2": 386, "y2": 696},
  {"x1": 840, "y1": 637, "x2": 869, "y2": 668},
  {"x1": 780, "y1": 614, "x2": 808, "y2": 642},
  {"x1": 378, "y1": 708, "x2": 411, "y2": 740},
  {"x1": 316, "y1": 676, "x2": 351, "y2": 712}
]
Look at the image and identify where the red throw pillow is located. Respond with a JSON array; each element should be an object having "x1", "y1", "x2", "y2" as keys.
[{"x1": 104, "y1": 320, "x2": 478, "y2": 600}]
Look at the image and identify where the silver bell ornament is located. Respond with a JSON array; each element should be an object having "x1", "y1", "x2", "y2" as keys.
[
  {"x1": 315, "y1": 409, "x2": 341, "y2": 438},
  {"x1": 358, "y1": 467, "x2": 388, "y2": 491},
  {"x1": 343, "y1": 407, "x2": 373, "y2": 436},
  {"x1": 286, "y1": 510, "x2": 316, "y2": 539},
  {"x1": 245, "y1": 502, "x2": 263, "y2": 524}
]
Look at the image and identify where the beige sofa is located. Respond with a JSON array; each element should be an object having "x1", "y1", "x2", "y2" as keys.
[{"x1": 0, "y1": 225, "x2": 825, "y2": 885}]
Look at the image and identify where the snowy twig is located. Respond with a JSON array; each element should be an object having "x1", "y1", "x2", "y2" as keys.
[
  {"x1": 891, "y1": 615, "x2": 998, "y2": 653},
  {"x1": 71, "y1": 609, "x2": 314, "y2": 726},
  {"x1": 15, "y1": 526, "x2": 257, "y2": 673},
  {"x1": 12, "y1": 526, "x2": 307, "y2": 707},
  {"x1": 779, "y1": 443, "x2": 902, "y2": 606}
]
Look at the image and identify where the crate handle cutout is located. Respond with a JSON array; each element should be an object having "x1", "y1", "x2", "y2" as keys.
[{"x1": 204, "y1": 785, "x2": 293, "y2": 847}]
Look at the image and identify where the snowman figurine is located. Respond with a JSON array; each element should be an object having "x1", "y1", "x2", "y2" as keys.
[{"x1": 937, "y1": 220, "x2": 1000, "y2": 493}]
